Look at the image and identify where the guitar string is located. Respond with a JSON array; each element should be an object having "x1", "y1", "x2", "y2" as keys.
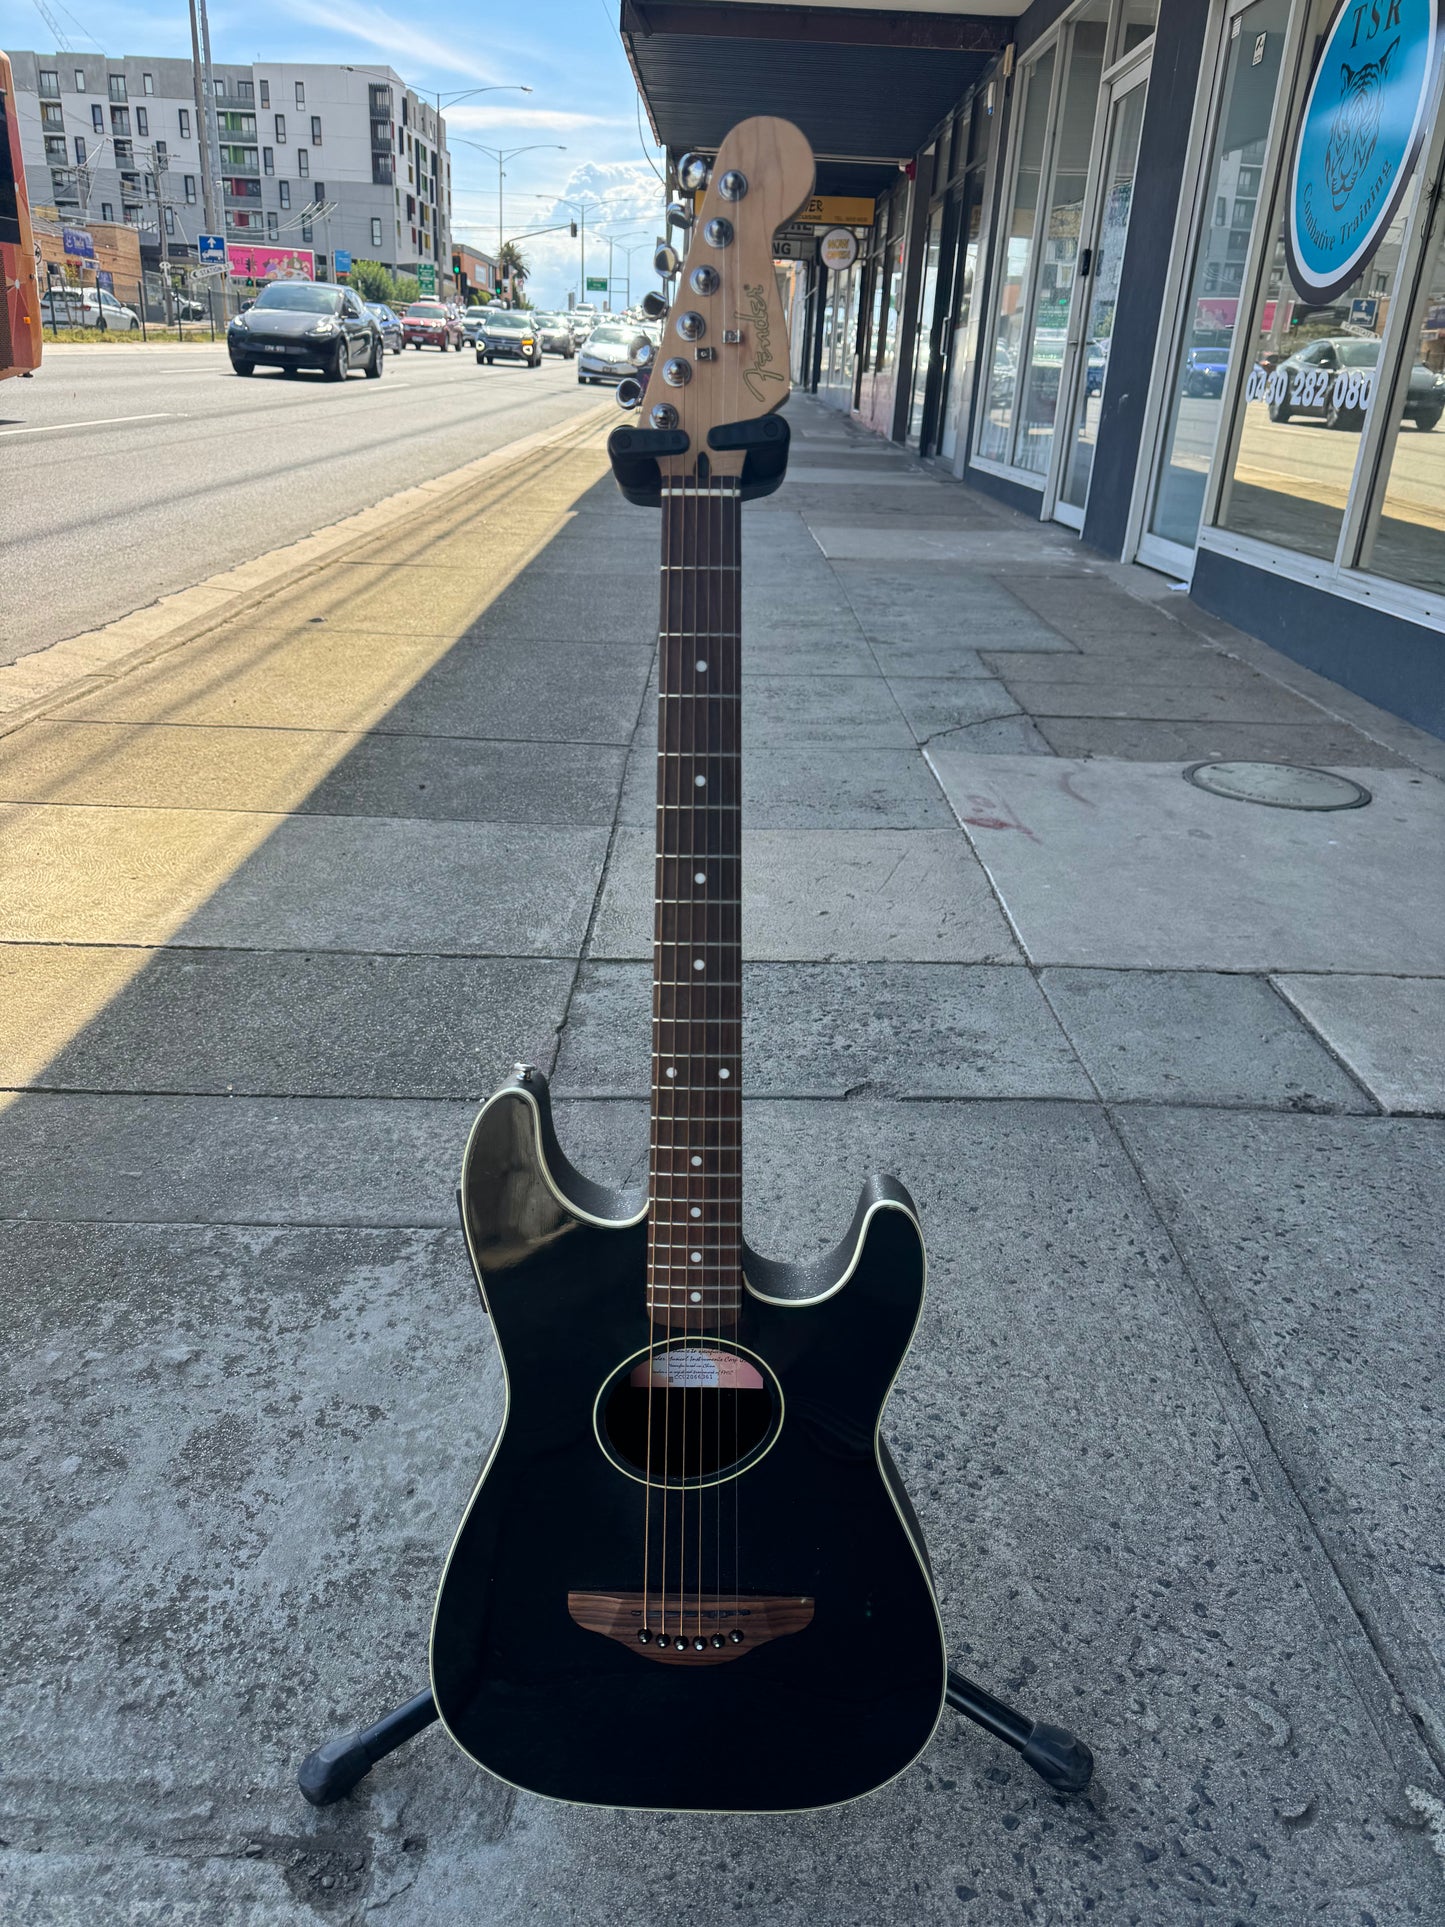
[{"x1": 643, "y1": 480, "x2": 667, "y2": 1644}]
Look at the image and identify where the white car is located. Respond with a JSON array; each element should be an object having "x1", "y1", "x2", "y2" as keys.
[{"x1": 41, "y1": 286, "x2": 141, "y2": 331}]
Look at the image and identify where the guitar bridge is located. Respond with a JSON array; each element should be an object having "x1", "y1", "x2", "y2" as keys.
[{"x1": 568, "y1": 1591, "x2": 814, "y2": 1664}]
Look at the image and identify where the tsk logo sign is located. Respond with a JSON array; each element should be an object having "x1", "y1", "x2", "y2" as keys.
[{"x1": 1286, "y1": 0, "x2": 1443, "y2": 302}]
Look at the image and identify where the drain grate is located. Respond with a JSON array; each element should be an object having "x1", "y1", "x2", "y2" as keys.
[{"x1": 1183, "y1": 761, "x2": 1371, "y2": 811}]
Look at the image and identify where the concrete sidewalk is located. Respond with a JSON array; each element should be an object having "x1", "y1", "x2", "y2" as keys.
[{"x1": 1, "y1": 395, "x2": 1442, "y2": 1923}]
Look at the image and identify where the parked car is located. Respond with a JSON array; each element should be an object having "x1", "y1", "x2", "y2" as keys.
[
  {"x1": 1182, "y1": 343, "x2": 1229, "y2": 398},
  {"x1": 475, "y1": 309, "x2": 541, "y2": 366},
  {"x1": 1268, "y1": 335, "x2": 1444, "y2": 431},
  {"x1": 402, "y1": 298, "x2": 464, "y2": 351},
  {"x1": 576, "y1": 323, "x2": 647, "y2": 386},
  {"x1": 40, "y1": 286, "x2": 140, "y2": 331},
  {"x1": 227, "y1": 280, "x2": 384, "y2": 379},
  {"x1": 530, "y1": 312, "x2": 576, "y2": 358},
  {"x1": 365, "y1": 302, "x2": 404, "y2": 354}
]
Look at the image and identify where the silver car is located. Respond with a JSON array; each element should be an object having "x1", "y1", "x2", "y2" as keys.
[
  {"x1": 530, "y1": 312, "x2": 576, "y2": 359},
  {"x1": 577, "y1": 323, "x2": 647, "y2": 386}
]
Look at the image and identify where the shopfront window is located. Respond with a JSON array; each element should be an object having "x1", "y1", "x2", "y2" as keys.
[
  {"x1": 978, "y1": 46, "x2": 1056, "y2": 463},
  {"x1": 1214, "y1": 0, "x2": 1434, "y2": 561},
  {"x1": 1357, "y1": 182, "x2": 1445, "y2": 594},
  {"x1": 1014, "y1": 10, "x2": 1109, "y2": 475},
  {"x1": 1148, "y1": 0, "x2": 1290, "y2": 553}
]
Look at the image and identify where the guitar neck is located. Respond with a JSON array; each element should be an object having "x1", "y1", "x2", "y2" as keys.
[{"x1": 647, "y1": 474, "x2": 744, "y2": 1332}]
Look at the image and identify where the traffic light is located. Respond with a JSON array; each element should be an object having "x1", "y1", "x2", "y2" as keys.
[
  {"x1": 569, "y1": 221, "x2": 577, "y2": 237},
  {"x1": 494, "y1": 281, "x2": 505, "y2": 298}
]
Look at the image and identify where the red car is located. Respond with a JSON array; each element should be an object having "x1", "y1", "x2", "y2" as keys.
[{"x1": 402, "y1": 298, "x2": 463, "y2": 351}]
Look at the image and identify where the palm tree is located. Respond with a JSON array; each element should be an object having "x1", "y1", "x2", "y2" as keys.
[{"x1": 498, "y1": 240, "x2": 529, "y2": 291}]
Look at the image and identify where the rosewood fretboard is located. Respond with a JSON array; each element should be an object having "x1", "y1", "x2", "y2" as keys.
[{"x1": 648, "y1": 475, "x2": 744, "y2": 1332}]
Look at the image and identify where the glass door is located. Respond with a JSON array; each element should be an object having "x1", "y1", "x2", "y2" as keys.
[
  {"x1": 1138, "y1": 0, "x2": 1290, "y2": 573},
  {"x1": 1055, "y1": 62, "x2": 1150, "y2": 523},
  {"x1": 907, "y1": 203, "x2": 945, "y2": 445}
]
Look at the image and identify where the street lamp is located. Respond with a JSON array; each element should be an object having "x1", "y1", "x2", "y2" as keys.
[
  {"x1": 614, "y1": 234, "x2": 654, "y2": 310},
  {"x1": 452, "y1": 140, "x2": 566, "y2": 287},
  {"x1": 530, "y1": 192, "x2": 626, "y2": 309},
  {"x1": 342, "y1": 69, "x2": 533, "y2": 122}
]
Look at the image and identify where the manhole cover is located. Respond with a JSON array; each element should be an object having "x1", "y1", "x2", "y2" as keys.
[{"x1": 1183, "y1": 762, "x2": 1371, "y2": 811}]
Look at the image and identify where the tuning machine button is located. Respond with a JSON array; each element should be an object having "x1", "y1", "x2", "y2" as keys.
[
  {"x1": 615, "y1": 377, "x2": 644, "y2": 411},
  {"x1": 649, "y1": 402, "x2": 679, "y2": 430},
  {"x1": 654, "y1": 244, "x2": 679, "y2": 277},
  {"x1": 676, "y1": 312, "x2": 706, "y2": 342},
  {"x1": 641, "y1": 291, "x2": 668, "y2": 320},
  {"x1": 633, "y1": 339, "x2": 657, "y2": 368},
  {"x1": 665, "y1": 199, "x2": 695, "y2": 230},
  {"x1": 703, "y1": 218, "x2": 734, "y2": 249},
  {"x1": 661, "y1": 358, "x2": 692, "y2": 387},
  {"x1": 718, "y1": 170, "x2": 748, "y2": 201},
  {"x1": 689, "y1": 265, "x2": 720, "y2": 297},
  {"x1": 677, "y1": 153, "x2": 711, "y2": 193}
]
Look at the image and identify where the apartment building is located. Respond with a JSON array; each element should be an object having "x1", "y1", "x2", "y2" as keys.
[{"x1": 6, "y1": 50, "x2": 451, "y2": 284}]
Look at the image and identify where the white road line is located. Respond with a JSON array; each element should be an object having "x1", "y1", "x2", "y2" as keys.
[{"x1": 0, "y1": 412, "x2": 180, "y2": 438}]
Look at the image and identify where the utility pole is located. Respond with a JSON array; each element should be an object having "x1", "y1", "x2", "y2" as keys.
[{"x1": 186, "y1": 0, "x2": 223, "y2": 239}]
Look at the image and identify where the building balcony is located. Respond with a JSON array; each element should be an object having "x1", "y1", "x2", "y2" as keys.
[{"x1": 212, "y1": 92, "x2": 258, "y2": 113}]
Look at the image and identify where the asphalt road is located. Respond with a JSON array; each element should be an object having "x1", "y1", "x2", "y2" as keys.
[{"x1": 0, "y1": 341, "x2": 602, "y2": 665}]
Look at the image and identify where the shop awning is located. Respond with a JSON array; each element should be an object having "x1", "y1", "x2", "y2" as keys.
[{"x1": 620, "y1": 1, "x2": 1014, "y2": 184}]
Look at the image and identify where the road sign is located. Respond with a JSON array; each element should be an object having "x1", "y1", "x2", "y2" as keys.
[
  {"x1": 585, "y1": 275, "x2": 608, "y2": 292},
  {"x1": 334, "y1": 250, "x2": 352, "y2": 276},
  {"x1": 416, "y1": 262, "x2": 437, "y2": 294},
  {"x1": 198, "y1": 234, "x2": 226, "y2": 266}
]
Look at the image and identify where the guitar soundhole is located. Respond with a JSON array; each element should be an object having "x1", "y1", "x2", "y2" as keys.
[{"x1": 599, "y1": 1341, "x2": 779, "y2": 1486}]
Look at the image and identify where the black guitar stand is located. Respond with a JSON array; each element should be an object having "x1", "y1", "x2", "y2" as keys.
[{"x1": 298, "y1": 1672, "x2": 1092, "y2": 1808}]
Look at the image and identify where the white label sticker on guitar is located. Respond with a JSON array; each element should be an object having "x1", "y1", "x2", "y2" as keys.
[{"x1": 630, "y1": 1348, "x2": 765, "y2": 1390}]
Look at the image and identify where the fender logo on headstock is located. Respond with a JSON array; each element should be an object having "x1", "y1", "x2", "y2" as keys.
[{"x1": 738, "y1": 282, "x2": 785, "y2": 405}]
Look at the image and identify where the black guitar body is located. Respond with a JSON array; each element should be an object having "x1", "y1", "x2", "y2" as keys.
[{"x1": 429, "y1": 1071, "x2": 947, "y2": 1812}]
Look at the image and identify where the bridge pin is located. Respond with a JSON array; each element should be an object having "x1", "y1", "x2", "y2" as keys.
[{"x1": 728, "y1": 1629, "x2": 745, "y2": 1645}]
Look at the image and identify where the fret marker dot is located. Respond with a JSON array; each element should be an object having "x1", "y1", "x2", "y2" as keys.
[
  {"x1": 690, "y1": 1251, "x2": 702, "y2": 1263},
  {"x1": 690, "y1": 1290, "x2": 702, "y2": 1303},
  {"x1": 695, "y1": 774, "x2": 706, "y2": 788},
  {"x1": 719, "y1": 1068, "x2": 730, "y2": 1080},
  {"x1": 665, "y1": 1066, "x2": 676, "y2": 1079},
  {"x1": 693, "y1": 958, "x2": 704, "y2": 971},
  {"x1": 690, "y1": 1206, "x2": 702, "y2": 1219},
  {"x1": 694, "y1": 871, "x2": 706, "y2": 885},
  {"x1": 691, "y1": 1155, "x2": 702, "y2": 1167},
  {"x1": 696, "y1": 661, "x2": 707, "y2": 673}
]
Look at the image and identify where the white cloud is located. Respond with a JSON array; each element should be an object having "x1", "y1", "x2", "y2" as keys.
[
  {"x1": 285, "y1": 0, "x2": 500, "y2": 85},
  {"x1": 444, "y1": 105, "x2": 630, "y2": 133},
  {"x1": 454, "y1": 158, "x2": 665, "y2": 312}
]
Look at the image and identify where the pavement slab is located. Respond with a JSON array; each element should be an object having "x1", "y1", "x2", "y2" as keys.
[
  {"x1": 925, "y1": 754, "x2": 1445, "y2": 971},
  {"x1": 743, "y1": 673, "x2": 915, "y2": 747},
  {"x1": 1032, "y1": 715, "x2": 1415, "y2": 765},
  {"x1": 175, "y1": 817, "x2": 609, "y2": 956},
  {"x1": 1039, "y1": 967, "x2": 1373, "y2": 1110},
  {"x1": 1115, "y1": 1106, "x2": 1445, "y2": 1767},
  {"x1": 618, "y1": 740, "x2": 958, "y2": 829},
  {"x1": 591, "y1": 827, "x2": 1022, "y2": 962},
  {"x1": 0, "y1": 720, "x2": 627, "y2": 822},
  {"x1": 885, "y1": 676, "x2": 1029, "y2": 742},
  {"x1": 1272, "y1": 974, "x2": 1445, "y2": 1113},
  {"x1": 0, "y1": 947, "x2": 575, "y2": 1099},
  {"x1": 556, "y1": 961, "x2": 1091, "y2": 1099}
]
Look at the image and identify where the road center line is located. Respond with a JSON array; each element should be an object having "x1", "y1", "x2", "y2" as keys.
[{"x1": 0, "y1": 412, "x2": 180, "y2": 438}]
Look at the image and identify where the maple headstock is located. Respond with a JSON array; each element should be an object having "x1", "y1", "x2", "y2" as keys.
[{"x1": 607, "y1": 116, "x2": 815, "y2": 502}]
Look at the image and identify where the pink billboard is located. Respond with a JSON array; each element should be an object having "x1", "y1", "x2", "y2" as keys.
[{"x1": 226, "y1": 243, "x2": 315, "y2": 284}]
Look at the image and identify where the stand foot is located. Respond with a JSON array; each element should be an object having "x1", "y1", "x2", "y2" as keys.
[
  {"x1": 946, "y1": 1670, "x2": 1094, "y2": 1794},
  {"x1": 298, "y1": 1688, "x2": 438, "y2": 1807}
]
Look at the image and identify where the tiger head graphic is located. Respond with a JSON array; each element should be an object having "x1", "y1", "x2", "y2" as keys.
[{"x1": 1323, "y1": 38, "x2": 1398, "y2": 212}]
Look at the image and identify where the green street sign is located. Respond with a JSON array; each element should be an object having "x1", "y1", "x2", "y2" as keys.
[
  {"x1": 416, "y1": 262, "x2": 437, "y2": 294},
  {"x1": 585, "y1": 276, "x2": 607, "y2": 292}
]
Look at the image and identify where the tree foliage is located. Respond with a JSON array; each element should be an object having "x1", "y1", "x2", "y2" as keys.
[
  {"x1": 347, "y1": 259, "x2": 421, "y2": 307},
  {"x1": 498, "y1": 239, "x2": 529, "y2": 286}
]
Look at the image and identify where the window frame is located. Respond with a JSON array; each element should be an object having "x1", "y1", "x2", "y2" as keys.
[
  {"x1": 1193, "y1": 10, "x2": 1445, "y2": 630},
  {"x1": 311, "y1": 116, "x2": 322, "y2": 145}
]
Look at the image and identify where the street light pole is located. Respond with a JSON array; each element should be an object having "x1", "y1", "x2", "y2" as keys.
[
  {"x1": 453, "y1": 142, "x2": 566, "y2": 300},
  {"x1": 186, "y1": 0, "x2": 222, "y2": 238}
]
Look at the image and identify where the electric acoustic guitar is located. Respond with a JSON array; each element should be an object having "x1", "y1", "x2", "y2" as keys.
[{"x1": 430, "y1": 116, "x2": 947, "y2": 1812}]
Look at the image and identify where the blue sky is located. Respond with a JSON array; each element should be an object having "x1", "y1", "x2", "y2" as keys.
[{"x1": 2, "y1": 0, "x2": 665, "y2": 304}]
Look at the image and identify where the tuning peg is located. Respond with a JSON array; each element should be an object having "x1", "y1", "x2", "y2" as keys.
[
  {"x1": 666, "y1": 200, "x2": 695, "y2": 230},
  {"x1": 653, "y1": 244, "x2": 679, "y2": 277},
  {"x1": 677, "y1": 154, "x2": 711, "y2": 194},
  {"x1": 616, "y1": 378, "x2": 644, "y2": 411},
  {"x1": 641, "y1": 292, "x2": 668, "y2": 320}
]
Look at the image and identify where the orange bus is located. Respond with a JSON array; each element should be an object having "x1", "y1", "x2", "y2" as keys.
[{"x1": 1, "y1": 51, "x2": 42, "y2": 379}]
